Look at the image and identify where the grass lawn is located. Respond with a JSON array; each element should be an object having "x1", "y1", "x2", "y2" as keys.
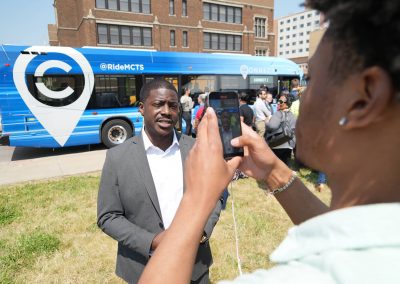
[{"x1": 0, "y1": 169, "x2": 330, "y2": 283}]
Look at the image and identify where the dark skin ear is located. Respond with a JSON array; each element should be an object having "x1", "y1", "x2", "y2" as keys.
[
  {"x1": 138, "y1": 102, "x2": 144, "y2": 116},
  {"x1": 344, "y1": 66, "x2": 394, "y2": 129}
]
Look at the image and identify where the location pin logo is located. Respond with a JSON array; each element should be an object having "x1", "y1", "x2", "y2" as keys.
[
  {"x1": 240, "y1": 65, "x2": 249, "y2": 80},
  {"x1": 13, "y1": 46, "x2": 94, "y2": 146}
]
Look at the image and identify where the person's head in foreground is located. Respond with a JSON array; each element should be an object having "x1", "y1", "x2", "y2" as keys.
[{"x1": 139, "y1": 1, "x2": 400, "y2": 283}]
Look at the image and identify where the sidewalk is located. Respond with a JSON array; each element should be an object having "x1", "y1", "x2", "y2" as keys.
[{"x1": 0, "y1": 148, "x2": 107, "y2": 185}]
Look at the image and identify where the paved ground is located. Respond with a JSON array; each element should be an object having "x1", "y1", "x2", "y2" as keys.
[{"x1": 0, "y1": 144, "x2": 107, "y2": 185}]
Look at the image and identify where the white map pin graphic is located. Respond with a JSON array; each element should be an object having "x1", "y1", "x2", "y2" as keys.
[
  {"x1": 240, "y1": 64, "x2": 248, "y2": 79},
  {"x1": 13, "y1": 46, "x2": 94, "y2": 146}
]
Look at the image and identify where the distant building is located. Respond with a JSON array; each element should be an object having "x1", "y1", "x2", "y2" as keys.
[
  {"x1": 48, "y1": 0, "x2": 275, "y2": 56},
  {"x1": 274, "y1": 9, "x2": 323, "y2": 77}
]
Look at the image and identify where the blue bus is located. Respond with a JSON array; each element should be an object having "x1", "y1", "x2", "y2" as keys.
[{"x1": 0, "y1": 45, "x2": 302, "y2": 148}]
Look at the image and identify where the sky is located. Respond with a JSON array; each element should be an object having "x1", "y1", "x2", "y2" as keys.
[{"x1": 0, "y1": 0, "x2": 304, "y2": 46}]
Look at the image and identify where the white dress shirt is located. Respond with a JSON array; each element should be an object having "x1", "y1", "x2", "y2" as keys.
[
  {"x1": 254, "y1": 97, "x2": 271, "y2": 122},
  {"x1": 142, "y1": 128, "x2": 183, "y2": 229},
  {"x1": 219, "y1": 203, "x2": 400, "y2": 284}
]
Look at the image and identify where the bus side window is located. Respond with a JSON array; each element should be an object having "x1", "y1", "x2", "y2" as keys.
[{"x1": 88, "y1": 75, "x2": 138, "y2": 109}]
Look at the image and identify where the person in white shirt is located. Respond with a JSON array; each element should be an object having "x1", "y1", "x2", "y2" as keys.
[
  {"x1": 98, "y1": 79, "x2": 222, "y2": 283},
  {"x1": 253, "y1": 88, "x2": 272, "y2": 137},
  {"x1": 138, "y1": 0, "x2": 400, "y2": 283},
  {"x1": 180, "y1": 87, "x2": 194, "y2": 135}
]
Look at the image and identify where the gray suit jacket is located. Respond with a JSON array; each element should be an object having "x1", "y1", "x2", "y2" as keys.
[{"x1": 97, "y1": 132, "x2": 222, "y2": 283}]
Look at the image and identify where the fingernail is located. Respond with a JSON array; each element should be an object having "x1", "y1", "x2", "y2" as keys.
[{"x1": 231, "y1": 138, "x2": 239, "y2": 146}]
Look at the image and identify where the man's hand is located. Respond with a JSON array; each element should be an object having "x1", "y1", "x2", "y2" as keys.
[{"x1": 151, "y1": 230, "x2": 167, "y2": 250}]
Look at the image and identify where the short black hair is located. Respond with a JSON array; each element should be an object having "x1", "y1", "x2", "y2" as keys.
[
  {"x1": 239, "y1": 91, "x2": 248, "y2": 101},
  {"x1": 305, "y1": 0, "x2": 400, "y2": 96},
  {"x1": 139, "y1": 78, "x2": 178, "y2": 102}
]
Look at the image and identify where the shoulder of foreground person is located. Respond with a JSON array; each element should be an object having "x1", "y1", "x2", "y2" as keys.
[{"x1": 217, "y1": 264, "x2": 336, "y2": 284}]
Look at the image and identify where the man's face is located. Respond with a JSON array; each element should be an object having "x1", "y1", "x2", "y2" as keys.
[
  {"x1": 266, "y1": 93, "x2": 273, "y2": 103},
  {"x1": 140, "y1": 88, "x2": 179, "y2": 141},
  {"x1": 260, "y1": 91, "x2": 267, "y2": 100}
]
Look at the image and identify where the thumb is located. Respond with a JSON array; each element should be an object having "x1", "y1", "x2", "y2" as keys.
[
  {"x1": 227, "y1": 156, "x2": 242, "y2": 175},
  {"x1": 231, "y1": 134, "x2": 254, "y2": 149}
]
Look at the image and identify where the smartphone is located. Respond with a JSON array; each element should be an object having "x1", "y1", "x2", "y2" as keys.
[{"x1": 207, "y1": 92, "x2": 244, "y2": 159}]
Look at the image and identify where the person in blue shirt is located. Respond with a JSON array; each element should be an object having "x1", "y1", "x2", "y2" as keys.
[{"x1": 139, "y1": 1, "x2": 400, "y2": 283}]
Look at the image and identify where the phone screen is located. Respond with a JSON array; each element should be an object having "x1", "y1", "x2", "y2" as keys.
[{"x1": 208, "y1": 92, "x2": 244, "y2": 159}]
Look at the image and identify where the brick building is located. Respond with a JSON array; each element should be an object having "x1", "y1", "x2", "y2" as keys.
[{"x1": 48, "y1": 0, "x2": 275, "y2": 56}]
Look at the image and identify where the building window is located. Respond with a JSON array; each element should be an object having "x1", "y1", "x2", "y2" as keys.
[
  {"x1": 300, "y1": 15, "x2": 304, "y2": 19},
  {"x1": 203, "y1": 3, "x2": 242, "y2": 24},
  {"x1": 170, "y1": 30, "x2": 176, "y2": 46},
  {"x1": 299, "y1": 49, "x2": 303, "y2": 52},
  {"x1": 280, "y1": 29, "x2": 283, "y2": 32},
  {"x1": 120, "y1": 0, "x2": 129, "y2": 11},
  {"x1": 279, "y1": 52, "x2": 283, "y2": 55},
  {"x1": 121, "y1": 26, "x2": 131, "y2": 45},
  {"x1": 108, "y1": 0, "x2": 118, "y2": 10},
  {"x1": 280, "y1": 36, "x2": 283, "y2": 40},
  {"x1": 307, "y1": 22, "x2": 311, "y2": 26},
  {"x1": 183, "y1": 31, "x2": 188, "y2": 47},
  {"x1": 203, "y1": 3, "x2": 210, "y2": 20},
  {"x1": 96, "y1": 0, "x2": 106, "y2": 9},
  {"x1": 286, "y1": 27, "x2": 290, "y2": 31},
  {"x1": 286, "y1": 19, "x2": 290, "y2": 23},
  {"x1": 315, "y1": 20, "x2": 320, "y2": 25},
  {"x1": 280, "y1": 21, "x2": 284, "y2": 25},
  {"x1": 203, "y1": 32, "x2": 242, "y2": 51},
  {"x1": 110, "y1": 25, "x2": 119, "y2": 44},
  {"x1": 300, "y1": 32, "x2": 304, "y2": 36},
  {"x1": 97, "y1": 24, "x2": 152, "y2": 46},
  {"x1": 293, "y1": 25, "x2": 297, "y2": 29},
  {"x1": 254, "y1": 18, "x2": 266, "y2": 38},
  {"x1": 96, "y1": 0, "x2": 151, "y2": 14},
  {"x1": 169, "y1": 0, "x2": 175, "y2": 15},
  {"x1": 234, "y1": 8, "x2": 241, "y2": 23},
  {"x1": 211, "y1": 4, "x2": 218, "y2": 21},
  {"x1": 286, "y1": 35, "x2": 290, "y2": 39},
  {"x1": 98, "y1": 24, "x2": 108, "y2": 44},
  {"x1": 300, "y1": 24, "x2": 304, "y2": 28},
  {"x1": 292, "y1": 34, "x2": 296, "y2": 37},
  {"x1": 279, "y1": 44, "x2": 283, "y2": 47},
  {"x1": 255, "y1": 49, "x2": 267, "y2": 56},
  {"x1": 182, "y1": 0, "x2": 187, "y2": 16},
  {"x1": 308, "y1": 13, "x2": 312, "y2": 17}
]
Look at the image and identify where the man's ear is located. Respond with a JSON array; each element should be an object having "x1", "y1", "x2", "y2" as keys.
[
  {"x1": 138, "y1": 102, "x2": 144, "y2": 116},
  {"x1": 344, "y1": 66, "x2": 394, "y2": 129}
]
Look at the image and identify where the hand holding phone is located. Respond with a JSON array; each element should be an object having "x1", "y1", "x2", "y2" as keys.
[{"x1": 207, "y1": 92, "x2": 244, "y2": 159}]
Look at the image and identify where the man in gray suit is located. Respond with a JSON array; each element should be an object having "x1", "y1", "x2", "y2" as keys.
[{"x1": 97, "y1": 79, "x2": 222, "y2": 283}]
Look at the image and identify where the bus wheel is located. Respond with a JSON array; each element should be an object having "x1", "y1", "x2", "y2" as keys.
[{"x1": 101, "y1": 119, "x2": 133, "y2": 148}]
